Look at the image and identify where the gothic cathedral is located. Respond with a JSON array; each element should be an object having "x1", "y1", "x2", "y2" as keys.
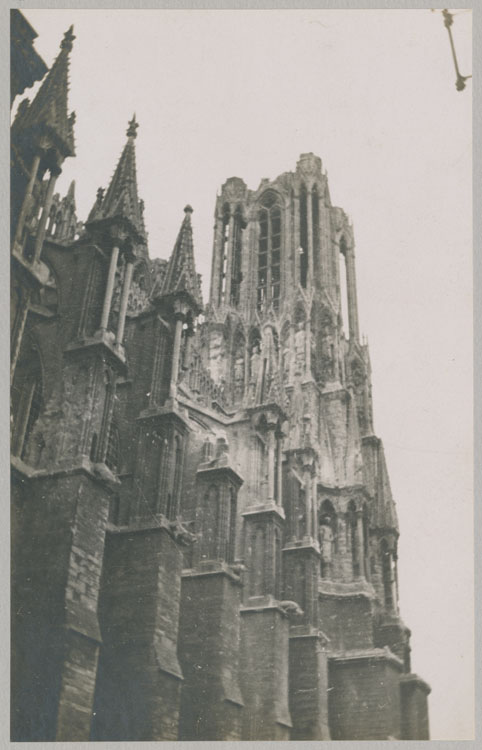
[{"x1": 10, "y1": 12, "x2": 430, "y2": 741}]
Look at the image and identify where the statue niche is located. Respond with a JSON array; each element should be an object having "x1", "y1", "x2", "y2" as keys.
[
  {"x1": 319, "y1": 499, "x2": 337, "y2": 579},
  {"x1": 231, "y1": 329, "x2": 245, "y2": 405}
]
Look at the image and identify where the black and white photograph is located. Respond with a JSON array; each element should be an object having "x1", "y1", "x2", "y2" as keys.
[{"x1": 9, "y1": 7, "x2": 473, "y2": 742}]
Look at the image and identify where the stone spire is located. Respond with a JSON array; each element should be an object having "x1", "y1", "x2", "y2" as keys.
[
  {"x1": 161, "y1": 205, "x2": 203, "y2": 312},
  {"x1": 66, "y1": 178, "x2": 76, "y2": 200},
  {"x1": 86, "y1": 115, "x2": 146, "y2": 243},
  {"x1": 13, "y1": 25, "x2": 76, "y2": 158}
]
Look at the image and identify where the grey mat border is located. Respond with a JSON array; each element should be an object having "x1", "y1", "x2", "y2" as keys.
[{"x1": 2, "y1": 1, "x2": 479, "y2": 748}]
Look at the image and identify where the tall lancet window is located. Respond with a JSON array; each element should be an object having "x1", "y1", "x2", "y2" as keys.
[
  {"x1": 339, "y1": 235, "x2": 349, "y2": 334},
  {"x1": 299, "y1": 184, "x2": 308, "y2": 288},
  {"x1": 257, "y1": 192, "x2": 282, "y2": 313},
  {"x1": 219, "y1": 203, "x2": 230, "y2": 305},
  {"x1": 311, "y1": 184, "x2": 320, "y2": 265},
  {"x1": 230, "y1": 206, "x2": 244, "y2": 307}
]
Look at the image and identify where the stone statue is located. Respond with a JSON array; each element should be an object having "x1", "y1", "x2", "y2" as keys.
[
  {"x1": 294, "y1": 321, "x2": 305, "y2": 375},
  {"x1": 319, "y1": 517, "x2": 335, "y2": 578},
  {"x1": 233, "y1": 354, "x2": 244, "y2": 402}
]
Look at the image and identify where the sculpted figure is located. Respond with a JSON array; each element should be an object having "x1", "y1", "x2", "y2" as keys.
[
  {"x1": 319, "y1": 516, "x2": 335, "y2": 578},
  {"x1": 233, "y1": 354, "x2": 244, "y2": 402},
  {"x1": 294, "y1": 321, "x2": 305, "y2": 374}
]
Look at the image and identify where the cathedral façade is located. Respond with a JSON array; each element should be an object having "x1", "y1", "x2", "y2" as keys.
[{"x1": 10, "y1": 11, "x2": 430, "y2": 741}]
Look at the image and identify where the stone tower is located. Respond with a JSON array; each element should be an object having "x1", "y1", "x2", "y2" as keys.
[{"x1": 11, "y1": 14, "x2": 430, "y2": 742}]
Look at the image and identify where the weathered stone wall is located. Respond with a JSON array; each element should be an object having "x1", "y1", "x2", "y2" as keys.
[
  {"x1": 91, "y1": 525, "x2": 184, "y2": 740},
  {"x1": 240, "y1": 606, "x2": 291, "y2": 740},
  {"x1": 178, "y1": 571, "x2": 244, "y2": 740},
  {"x1": 11, "y1": 469, "x2": 109, "y2": 741},
  {"x1": 329, "y1": 652, "x2": 403, "y2": 740}
]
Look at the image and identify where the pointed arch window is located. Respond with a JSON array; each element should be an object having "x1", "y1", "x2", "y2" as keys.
[
  {"x1": 230, "y1": 206, "x2": 244, "y2": 307},
  {"x1": 257, "y1": 191, "x2": 282, "y2": 313},
  {"x1": 311, "y1": 184, "x2": 320, "y2": 263},
  {"x1": 299, "y1": 184, "x2": 308, "y2": 288},
  {"x1": 219, "y1": 203, "x2": 230, "y2": 305}
]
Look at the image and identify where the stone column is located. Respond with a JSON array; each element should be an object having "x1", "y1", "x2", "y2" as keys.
[
  {"x1": 267, "y1": 429, "x2": 276, "y2": 504},
  {"x1": 170, "y1": 312, "x2": 185, "y2": 397},
  {"x1": 33, "y1": 169, "x2": 59, "y2": 262},
  {"x1": 100, "y1": 246, "x2": 119, "y2": 331},
  {"x1": 303, "y1": 468, "x2": 312, "y2": 539},
  {"x1": 115, "y1": 259, "x2": 134, "y2": 346},
  {"x1": 344, "y1": 245, "x2": 360, "y2": 343},
  {"x1": 13, "y1": 153, "x2": 41, "y2": 248},
  {"x1": 276, "y1": 435, "x2": 283, "y2": 507}
]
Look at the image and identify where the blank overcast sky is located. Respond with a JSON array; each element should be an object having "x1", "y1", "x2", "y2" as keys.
[{"x1": 19, "y1": 9, "x2": 473, "y2": 740}]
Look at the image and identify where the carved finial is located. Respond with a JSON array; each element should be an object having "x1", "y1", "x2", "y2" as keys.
[
  {"x1": 96, "y1": 187, "x2": 104, "y2": 204},
  {"x1": 61, "y1": 25, "x2": 75, "y2": 52},
  {"x1": 127, "y1": 114, "x2": 139, "y2": 139},
  {"x1": 184, "y1": 204, "x2": 193, "y2": 215}
]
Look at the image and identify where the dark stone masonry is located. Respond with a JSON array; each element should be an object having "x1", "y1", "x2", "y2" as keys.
[{"x1": 10, "y1": 11, "x2": 430, "y2": 741}]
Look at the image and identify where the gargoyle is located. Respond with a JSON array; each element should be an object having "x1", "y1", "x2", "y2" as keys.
[
  {"x1": 168, "y1": 520, "x2": 197, "y2": 547},
  {"x1": 279, "y1": 600, "x2": 304, "y2": 617}
]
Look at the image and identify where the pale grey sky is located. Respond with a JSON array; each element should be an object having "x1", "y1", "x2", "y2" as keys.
[{"x1": 19, "y1": 9, "x2": 473, "y2": 740}]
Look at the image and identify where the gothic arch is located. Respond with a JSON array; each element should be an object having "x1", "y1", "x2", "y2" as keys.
[
  {"x1": 299, "y1": 182, "x2": 308, "y2": 288},
  {"x1": 230, "y1": 204, "x2": 245, "y2": 307},
  {"x1": 257, "y1": 190, "x2": 283, "y2": 313}
]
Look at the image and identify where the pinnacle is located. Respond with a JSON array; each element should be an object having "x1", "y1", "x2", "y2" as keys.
[
  {"x1": 66, "y1": 179, "x2": 76, "y2": 199},
  {"x1": 160, "y1": 206, "x2": 203, "y2": 311},
  {"x1": 86, "y1": 118, "x2": 145, "y2": 242},
  {"x1": 127, "y1": 113, "x2": 139, "y2": 139},
  {"x1": 13, "y1": 23, "x2": 76, "y2": 158},
  {"x1": 60, "y1": 25, "x2": 75, "y2": 51}
]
